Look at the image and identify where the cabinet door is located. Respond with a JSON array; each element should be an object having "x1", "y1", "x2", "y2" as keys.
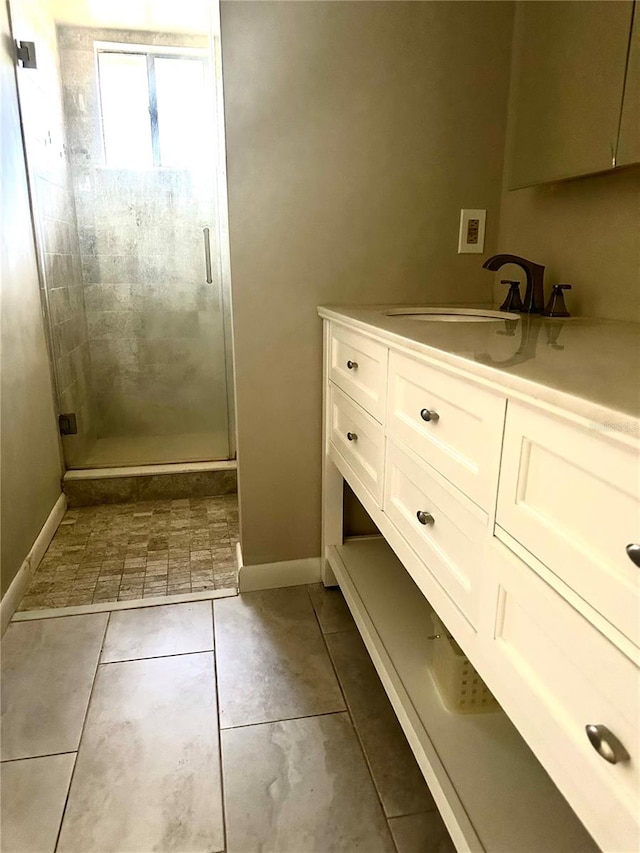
[
  {"x1": 481, "y1": 540, "x2": 640, "y2": 853},
  {"x1": 496, "y1": 400, "x2": 640, "y2": 647},
  {"x1": 508, "y1": 1, "x2": 634, "y2": 188},
  {"x1": 617, "y1": 3, "x2": 640, "y2": 166}
]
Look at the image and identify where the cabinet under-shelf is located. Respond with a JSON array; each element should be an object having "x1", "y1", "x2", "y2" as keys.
[{"x1": 328, "y1": 536, "x2": 598, "y2": 853}]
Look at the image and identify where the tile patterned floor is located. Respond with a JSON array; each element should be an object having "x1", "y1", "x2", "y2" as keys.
[
  {"x1": 18, "y1": 496, "x2": 239, "y2": 611},
  {"x1": 1, "y1": 587, "x2": 455, "y2": 853}
]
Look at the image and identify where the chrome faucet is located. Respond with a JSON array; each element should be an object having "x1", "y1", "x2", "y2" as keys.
[{"x1": 483, "y1": 254, "x2": 545, "y2": 314}]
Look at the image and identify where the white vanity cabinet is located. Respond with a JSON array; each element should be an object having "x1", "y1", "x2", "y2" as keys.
[{"x1": 319, "y1": 311, "x2": 640, "y2": 853}]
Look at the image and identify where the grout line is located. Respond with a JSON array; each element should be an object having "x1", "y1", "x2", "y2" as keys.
[
  {"x1": 0, "y1": 750, "x2": 77, "y2": 765},
  {"x1": 211, "y1": 599, "x2": 228, "y2": 853},
  {"x1": 386, "y1": 817, "x2": 400, "y2": 852},
  {"x1": 387, "y1": 808, "x2": 439, "y2": 821},
  {"x1": 53, "y1": 612, "x2": 109, "y2": 853},
  {"x1": 210, "y1": 596, "x2": 216, "y2": 653},
  {"x1": 99, "y1": 648, "x2": 215, "y2": 666},
  {"x1": 307, "y1": 585, "x2": 402, "y2": 853},
  {"x1": 219, "y1": 708, "x2": 348, "y2": 733}
]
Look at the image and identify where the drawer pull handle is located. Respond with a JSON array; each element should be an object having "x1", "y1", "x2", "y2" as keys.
[
  {"x1": 416, "y1": 510, "x2": 434, "y2": 526},
  {"x1": 585, "y1": 725, "x2": 630, "y2": 764},
  {"x1": 420, "y1": 409, "x2": 439, "y2": 423},
  {"x1": 346, "y1": 360, "x2": 358, "y2": 370},
  {"x1": 626, "y1": 544, "x2": 640, "y2": 568},
  {"x1": 346, "y1": 432, "x2": 358, "y2": 442}
]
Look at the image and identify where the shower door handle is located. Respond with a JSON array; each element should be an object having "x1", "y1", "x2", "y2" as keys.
[{"x1": 203, "y1": 227, "x2": 213, "y2": 284}]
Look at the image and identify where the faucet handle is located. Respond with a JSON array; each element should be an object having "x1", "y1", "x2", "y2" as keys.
[
  {"x1": 544, "y1": 284, "x2": 572, "y2": 318},
  {"x1": 483, "y1": 255, "x2": 546, "y2": 314},
  {"x1": 499, "y1": 280, "x2": 524, "y2": 313}
]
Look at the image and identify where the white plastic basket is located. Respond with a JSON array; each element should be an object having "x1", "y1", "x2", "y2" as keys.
[{"x1": 430, "y1": 613, "x2": 499, "y2": 714}]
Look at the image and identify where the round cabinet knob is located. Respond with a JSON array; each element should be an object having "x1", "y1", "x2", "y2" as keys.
[
  {"x1": 416, "y1": 510, "x2": 434, "y2": 526},
  {"x1": 626, "y1": 544, "x2": 640, "y2": 568},
  {"x1": 585, "y1": 724, "x2": 630, "y2": 764},
  {"x1": 346, "y1": 432, "x2": 358, "y2": 442},
  {"x1": 346, "y1": 360, "x2": 358, "y2": 370},
  {"x1": 420, "y1": 409, "x2": 439, "y2": 423}
]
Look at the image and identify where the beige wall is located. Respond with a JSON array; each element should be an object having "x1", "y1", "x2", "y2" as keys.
[
  {"x1": 221, "y1": 1, "x2": 514, "y2": 565},
  {"x1": 495, "y1": 167, "x2": 640, "y2": 323},
  {"x1": 1, "y1": 1, "x2": 63, "y2": 595}
]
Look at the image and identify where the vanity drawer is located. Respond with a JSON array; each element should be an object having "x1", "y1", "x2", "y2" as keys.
[
  {"x1": 384, "y1": 439, "x2": 488, "y2": 626},
  {"x1": 496, "y1": 400, "x2": 640, "y2": 648},
  {"x1": 482, "y1": 539, "x2": 640, "y2": 853},
  {"x1": 387, "y1": 351, "x2": 506, "y2": 510},
  {"x1": 329, "y1": 383, "x2": 385, "y2": 504},
  {"x1": 329, "y1": 324, "x2": 388, "y2": 422}
]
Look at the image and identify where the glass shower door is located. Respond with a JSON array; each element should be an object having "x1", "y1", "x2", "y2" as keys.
[{"x1": 12, "y1": 0, "x2": 233, "y2": 468}]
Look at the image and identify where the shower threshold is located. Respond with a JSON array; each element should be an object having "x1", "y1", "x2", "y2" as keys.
[
  {"x1": 63, "y1": 460, "x2": 237, "y2": 508},
  {"x1": 64, "y1": 459, "x2": 237, "y2": 480}
]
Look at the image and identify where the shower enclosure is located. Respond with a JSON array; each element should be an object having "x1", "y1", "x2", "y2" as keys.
[{"x1": 11, "y1": 0, "x2": 234, "y2": 469}]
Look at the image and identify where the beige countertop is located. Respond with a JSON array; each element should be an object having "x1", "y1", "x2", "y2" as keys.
[{"x1": 318, "y1": 305, "x2": 640, "y2": 428}]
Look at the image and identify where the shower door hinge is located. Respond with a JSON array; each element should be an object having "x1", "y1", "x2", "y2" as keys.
[
  {"x1": 59, "y1": 413, "x2": 78, "y2": 436},
  {"x1": 15, "y1": 40, "x2": 37, "y2": 68}
]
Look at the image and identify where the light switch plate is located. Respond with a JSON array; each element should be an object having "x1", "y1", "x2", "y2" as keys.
[{"x1": 458, "y1": 209, "x2": 486, "y2": 254}]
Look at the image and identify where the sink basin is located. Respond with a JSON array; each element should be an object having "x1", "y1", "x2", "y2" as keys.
[{"x1": 385, "y1": 308, "x2": 514, "y2": 323}]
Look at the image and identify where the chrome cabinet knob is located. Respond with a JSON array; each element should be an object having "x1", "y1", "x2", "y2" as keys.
[
  {"x1": 416, "y1": 510, "x2": 434, "y2": 526},
  {"x1": 626, "y1": 544, "x2": 640, "y2": 568},
  {"x1": 585, "y1": 725, "x2": 630, "y2": 764},
  {"x1": 346, "y1": 360, "x2": 358, "y2": 370},
  {"x1": 420, "y1": 409, "x2": 439, "y2": 422},
  {"x1": 346, "y1": 432, "x2": 358, "y2": 442}
]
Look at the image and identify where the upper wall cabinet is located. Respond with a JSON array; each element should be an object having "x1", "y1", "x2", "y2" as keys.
[
  {"x1": 618, "y1": 6, "x2": 640, "y2": 166},
  {"x1": 508, "y1": 1, "x2": 638, "y2": 189}
]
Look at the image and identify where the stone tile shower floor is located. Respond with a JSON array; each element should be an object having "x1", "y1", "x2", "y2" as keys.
[{"x1": 18, "y1": 496, "x2": 239, "y2": 611}]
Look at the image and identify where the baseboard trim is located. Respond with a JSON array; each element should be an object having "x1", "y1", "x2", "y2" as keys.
[
  {"x1": 238, "y1": 554, "x2": 321, "y2": 592},
  {"x1": 1, "y1": 493, "x2": 66, "y2": 635}
]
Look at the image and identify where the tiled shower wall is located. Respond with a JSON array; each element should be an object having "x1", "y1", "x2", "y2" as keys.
[
  {"x1": 58, "y1": 27, "x2": 229, "y2": 442},
  {"x1": 11, "y1": 0, "x2": 96, "y2": 463}
]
